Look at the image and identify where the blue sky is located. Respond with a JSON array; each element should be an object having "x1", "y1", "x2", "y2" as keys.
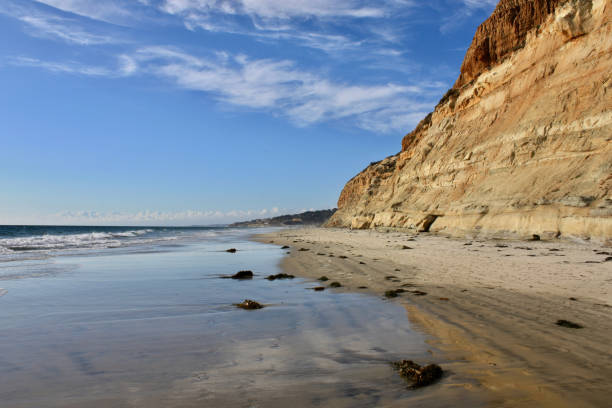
[{"x1": 0, "y1": 0, "x2": 497, "y2": 225}]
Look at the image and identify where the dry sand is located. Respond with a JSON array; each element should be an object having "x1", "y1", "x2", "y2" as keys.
[{"x1": 255, "y1": 227, "x2": 612, "y2": 407}]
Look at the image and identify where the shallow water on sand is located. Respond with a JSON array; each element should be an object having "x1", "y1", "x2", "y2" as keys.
[{"x1": 0, "y1": 228, "x2": 483, "y2": 407}]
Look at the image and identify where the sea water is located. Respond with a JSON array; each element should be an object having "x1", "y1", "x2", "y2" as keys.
[{"x1": 0, "y1": 226, "x2": 482, "y2": 407}]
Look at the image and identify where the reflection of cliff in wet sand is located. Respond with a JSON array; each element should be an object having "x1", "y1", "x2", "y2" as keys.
[{"x1": 256, "y1": 228, "x2": 612, "y2": 407}]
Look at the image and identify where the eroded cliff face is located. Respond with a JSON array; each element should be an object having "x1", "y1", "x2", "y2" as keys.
[{"x1": 327, "y1": 0, "x2": 612, "y2": 240}]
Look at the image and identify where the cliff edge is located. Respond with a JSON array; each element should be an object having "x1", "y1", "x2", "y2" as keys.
[{"x1": 326, "y1": 0, "x2": 612, "y2": 240}]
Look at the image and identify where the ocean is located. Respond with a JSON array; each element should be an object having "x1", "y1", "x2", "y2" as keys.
[{"x1": 0, "y1": 226, "x2": 481, "y2": 407}]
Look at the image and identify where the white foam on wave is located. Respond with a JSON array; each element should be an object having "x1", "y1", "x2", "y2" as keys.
[{"x1": 0, "y1": 229, "x2": 156, "y2": 252}]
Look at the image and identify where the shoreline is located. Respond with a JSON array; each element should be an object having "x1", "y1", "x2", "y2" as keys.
[{"x1": 254, "y1": 227, "x2": 612, "y2": 407}]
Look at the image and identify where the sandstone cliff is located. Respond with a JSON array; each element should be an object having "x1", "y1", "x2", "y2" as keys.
[{"x1": 327, "y1": 0, "x2": 612, "y2": 241}]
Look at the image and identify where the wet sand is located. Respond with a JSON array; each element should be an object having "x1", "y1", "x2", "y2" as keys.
[
  {"x1": 0, "y1": 230, "x2": 484, "y2": 407},
  {"x1": 256, "y1": 227, "x2": 612, "y2": 407}
]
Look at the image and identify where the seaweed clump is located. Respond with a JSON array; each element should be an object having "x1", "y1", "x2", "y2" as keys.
[
  {"x1": 234, "y1": 300, "x2": 264, "y2": 310},
  {"x1": 266, "y1": 273, "x2": 295, "y2": 281},
  {"x1": 556, "y1": 319, "x2": 583, "y2": 329},
  {"x1": 392, "y1": 360, "x2": 443, "y2": 388}
]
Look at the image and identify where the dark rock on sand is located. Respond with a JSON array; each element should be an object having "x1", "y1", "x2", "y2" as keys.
[
  {"x1": 281, "y1": 245, "x2": 290, "y2": 249},
  {"x1": 358, "y1": 286, "x2": 368, "y2": 289},
  {"x1": 411, "y1": 290, "x2": 428, "y2": 296},
  {"x1": 359, "y1": 261, "x2": 366, "y2": 264},
  {"x1": 318, "y1": 276, "x2": 329, "y2": 281},
  {"x1": 298, "y1": 248, "x2": 310, "y2": 252},
  {"x1": 402, "y1": 245, "x2": 413, "y2": 250},
  {"x1": 230, "y1": 271, "x2": 253, "y2": 280},
  {"x1": 392, "y1": 360, "x2": 443, "y2": 388},
  {"x1": 329, "y1": 282, "x2": 342, "y2": 288},
  {"x1": 339, "y1": 255, "x2": 348, "y2": 259},
  {"x1": 266, "y1": 273, "x2": 295, "y2": 281},
  {"x1": 556, "y1": 319, "x2": 583, "y2": 329},
  {"x1": 530, "y1": 234, "x2": 541, "y2": 241},
  {"x1": 385, "y1": 290, "x2": 399, "y2": 298},
  {"x1": 235, "y1": 300, "x2": 264, "y2": 310},
  {"x1": 604, "y1": 257, "x2": 612, "y2": 262},
  {"x1": 312, "y1": 286, "x2": 326, "y2": 291},
  {"x1": 226, "y1": 248, "x2": 237, "y2": 253}
]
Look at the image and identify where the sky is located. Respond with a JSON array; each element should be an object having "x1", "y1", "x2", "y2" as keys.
[{"x1": 0, "y1": 0, "x2": 498, "y2": 226}]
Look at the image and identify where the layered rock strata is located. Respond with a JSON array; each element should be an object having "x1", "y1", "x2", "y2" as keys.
[{"x1": 327, "y1": 0, "x2": 612, "y2": 240}]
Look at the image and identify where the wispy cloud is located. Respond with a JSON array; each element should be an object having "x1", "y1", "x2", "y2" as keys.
[
  {"x1": 440, "y1": 0, "x2": 497, "y2": 33},
  {"x1": 461, "y1": 0, "x2": 498, "y2": 11},
  {"x1": 9, "y1": 56, "x2": 118, "y2": 77},
  {"x1": 161, "y1": 0, "x2": 391, "y2": 20},
  {"x1": 0, "y1": 1, "x2": 120, "y2": 45},
  {"x1": 33, "y1": 0, "x2": 133, "y2": 23},
  {"x1": 119, "y1": 46, "x2": 442, "y2": 132},
  {"x1": 44, "y1": 206, "x2": 290, "y2": 225},
  {"x1": 21, "y1": 14, "x2": 117, "y2": 44},
  {"x1": 159, "y1": 0, "x2": 416, "y2": 54}
]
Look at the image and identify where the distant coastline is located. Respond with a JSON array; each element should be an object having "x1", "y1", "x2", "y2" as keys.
[{"x1": 229, "y1": 209, "x2": 336, "y2": 228}]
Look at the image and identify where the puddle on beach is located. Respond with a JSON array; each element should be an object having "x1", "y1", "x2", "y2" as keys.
[{"x1": 0, "y1": 232, "x2": 483, "y2": 407}]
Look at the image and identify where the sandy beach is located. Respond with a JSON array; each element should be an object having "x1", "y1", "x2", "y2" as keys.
[{"x1": 256, "y1": 228, "x2": 612, "y2": 407}]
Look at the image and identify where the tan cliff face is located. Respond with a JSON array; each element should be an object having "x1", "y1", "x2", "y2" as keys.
[{"x1": 327, "y1": 0, "x2": 612, "y2": 241}]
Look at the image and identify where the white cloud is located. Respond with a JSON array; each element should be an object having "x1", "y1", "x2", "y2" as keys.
[
  {"x1": 440, "y1": 0, "x2": 497, "y2": 32},
  {"x1": 119, "y1": 46, "x2": 443, "y2": 132},
  {"x1": 160, "y1": 0, "x2": 416, "y2": 54},
  {"x1": 461, "y1": 0, "x2": 498, "y2": 10},
  {"x1": 12, "y1": 46, "x2": 442, "y2": 132},
  {"x1": 161, "y1": 0, "x2": 389, "y2": 19},
  {"x1": 42, "y1": 207, "x2": 297, "y2": 225},
  {"x1": 0, "y1": 2, "x2": 120, "y2": 45},
  {"x1": 33, "y1": 0, "x2": 132, "y2": 23},
  {"x1": 9, "y1": 56, "x2": 116, "y2": 77},
  {"x1": 19, "y1": 14, "x2": 116, "y2": 44}
]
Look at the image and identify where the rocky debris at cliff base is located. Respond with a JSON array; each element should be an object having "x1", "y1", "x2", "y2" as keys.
[
  {"x1": 392, "y1": 360, "x2": 443, "y2": 388},
  {"x1": 266, "y1": 273, "x2": 295, "y2": 281},
  {"x1": 234, "y1": 300, "x2": 264, "y2": 310},
  {"x1": 556, "y1": 319, "x2": 583, "y2": 329},
  {"x1": 222, "y1": 270, "x2": 253, "y2": 280},
  {"x1": 385, "y1": 289, "x2": 406, "y2": 298}
]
